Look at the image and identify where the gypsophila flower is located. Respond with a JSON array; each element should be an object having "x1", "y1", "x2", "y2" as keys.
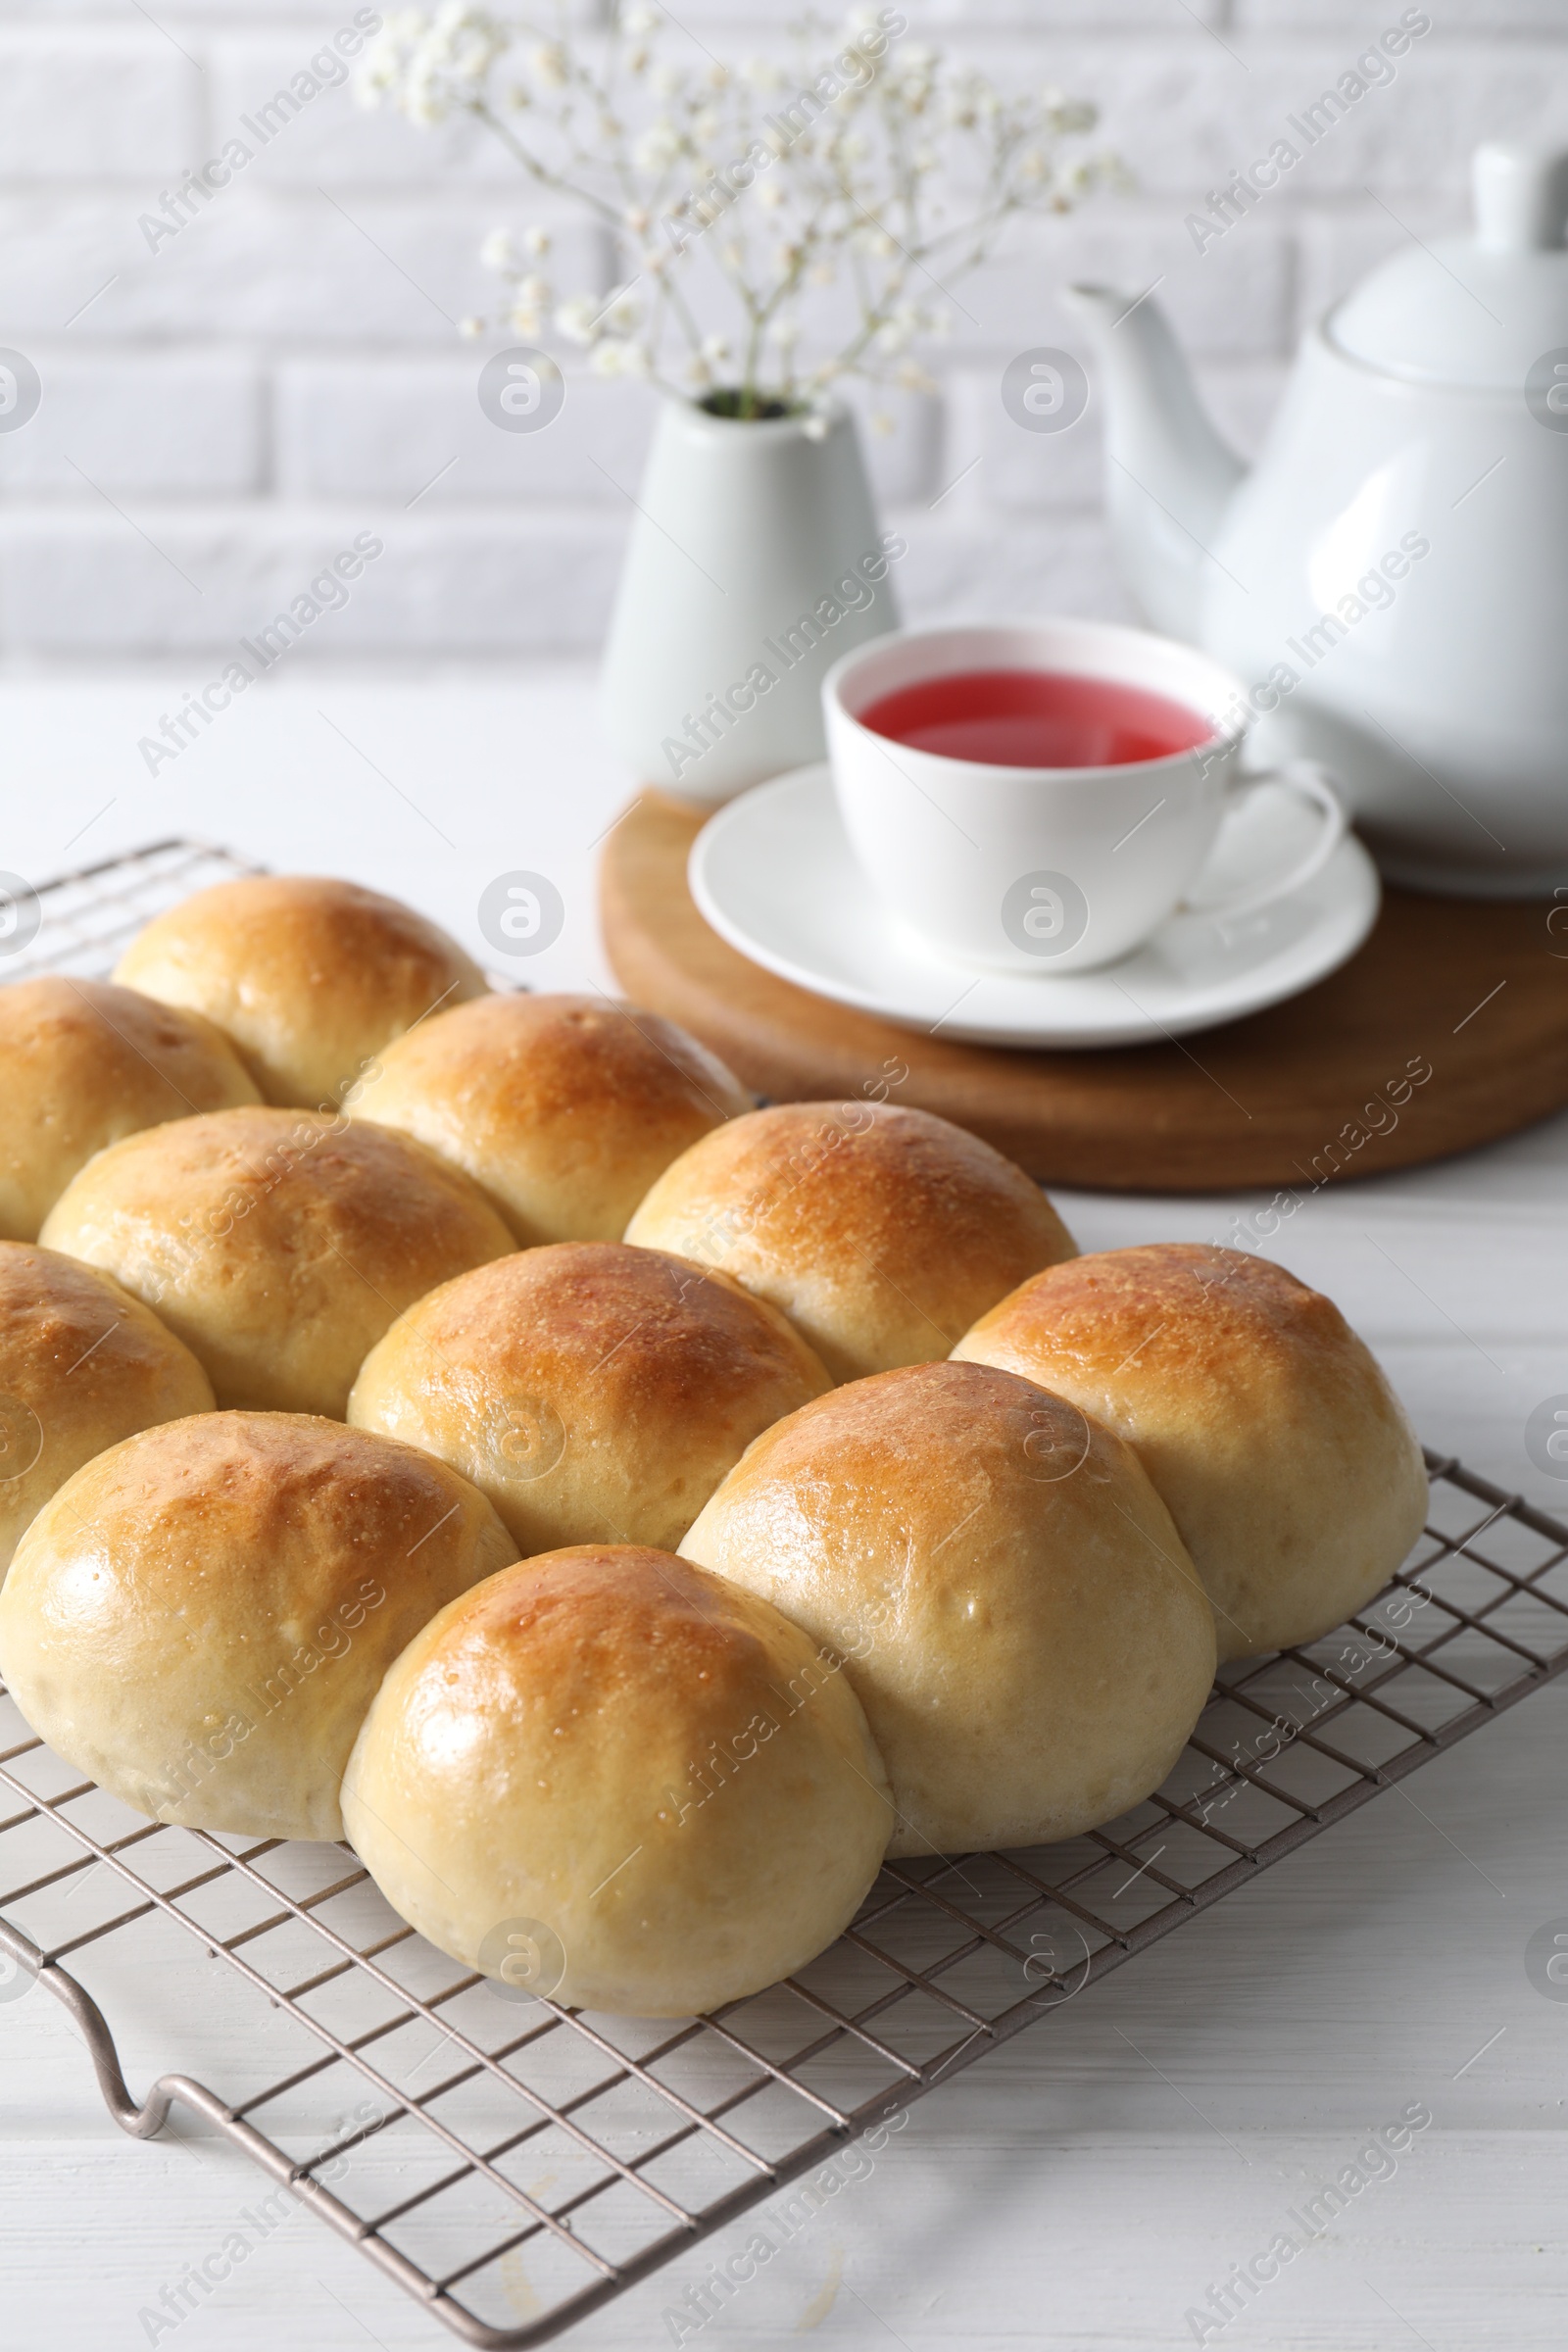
[
  {"x1": 591, "y1": 338, "x2": 651, "y2": 376},
  {"x1": 356, "y1": 1, "x2": 1119, "y2": 415},
  {"x1": 633, "y1": 122, "x2": 683, "y2": 171},
  {"x1": 555, "y1": 295, "x2": 602, "y2": 344}
]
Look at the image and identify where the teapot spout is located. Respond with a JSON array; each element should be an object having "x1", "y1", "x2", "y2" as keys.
[{"x1": 1065, "y1": 282, "x2": 1247, "y2": 641}]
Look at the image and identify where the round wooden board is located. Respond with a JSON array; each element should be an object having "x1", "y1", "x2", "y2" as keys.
[{"x1": 600, "y1": 792, "x2": 1568, "y2": 1192}]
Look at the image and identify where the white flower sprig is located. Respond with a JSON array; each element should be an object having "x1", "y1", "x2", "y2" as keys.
[{"x1": 358, "y1": 2, "x2": 1123, "y2": 417}]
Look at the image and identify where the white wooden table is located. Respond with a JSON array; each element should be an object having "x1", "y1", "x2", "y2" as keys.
[{"x1": 3, "y1": 670, "x2": 1566, "y2": 2352}]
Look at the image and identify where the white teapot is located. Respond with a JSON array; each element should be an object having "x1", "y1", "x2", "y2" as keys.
[{"x1": 1069, "y1": 140, "x2": 1568, "y2": 897}]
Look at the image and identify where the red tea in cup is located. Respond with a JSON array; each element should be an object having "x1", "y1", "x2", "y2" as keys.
[{"x1": 856, "y1": 666, "x2": 1215, "y2": 770}]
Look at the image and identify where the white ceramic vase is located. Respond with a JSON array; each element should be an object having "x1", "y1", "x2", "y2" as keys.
[{"x1": 598, "y1": 396, "x2": 902, "y2": 808}]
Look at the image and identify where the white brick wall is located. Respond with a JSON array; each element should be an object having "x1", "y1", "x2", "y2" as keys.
[{"x1": 0, "y1": 1, "x2": 1562, "y2": 663}]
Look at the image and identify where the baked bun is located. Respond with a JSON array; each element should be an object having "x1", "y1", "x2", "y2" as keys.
[
  {"x1": 0, "y1": 1242, "x2": 213, "y2": 1574},
  {"x1": 341, "y1": 1545, "x2": 893, "y2": 2017},
  {"x1": 681, "y1": 1360, "x2": 1215, "y2": 1857},
  {"x1": 348, "y1": 1241, "x2": 830, "y2": 1554},
  {"x1": 0, "y1": 1412, "x2": 516, "y2": 1840},
  {"x1": 113, "y1": 874, "x2": 488, "y2": 1109},
  {"x1": 350, "y1": 993, "x2": 754, "y2": 1245},
  {"x1": 953, "y1": 1244, "x2": 1429, "y2": 1661},
  {"x1": 624, "y1": 1102, "x2": 1076, "y2": 1382},
  {"x1": 0, "y1": 976, "x2": 260, "y2": 1241},
  {"x1": 40, "y1": 1106, "x2": 514, "y2": 1417}
]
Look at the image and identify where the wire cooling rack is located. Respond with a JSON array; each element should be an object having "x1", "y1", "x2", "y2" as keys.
[
  {"x1": 2, "y1": 837, "x2": 265, "y2": 978},
  {"x1": 5, "y1": 844, "x2": 1568, "y2": 2346},
  {"x1": 5, "y1": 1458, "x2": 1568, "y2": 2347}
]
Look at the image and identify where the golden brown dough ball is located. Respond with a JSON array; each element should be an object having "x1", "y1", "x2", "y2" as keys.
[
  {"x1": 624, "y1": 1102, "x2": 1076, "y2": 1381},
  {"x1": 40, "y1": 1106, "x2": 514, "y2": 1416},
  {"x1": 682, "y1": 1360, "x2": 1215, "y2": 1857},
  {"x1": 347, "y1": 1241, "x2": 830, "y2": 1553},
  {"x1": 0, "y1": 976, "x2": 259, "y2": 1241},
  {"x1": 0, "y1": 1411, "x2": 517, "y2": 1840},
  {"x1": 341, "y1": 1545, "x2": 894, "y2": 2017},
  {"x1": 953, "y1": 1243, "x2": 1429, "y2": 1660},
  {"x1": 0, "y1": 1242, "x2": 213, "y2": 1575},
  {"x1": 350, "y1": 992, "x2": 754, "y2": 1245},
  {"x1": 114, "y1": 873, "x2": 488, "y2": 1108}
]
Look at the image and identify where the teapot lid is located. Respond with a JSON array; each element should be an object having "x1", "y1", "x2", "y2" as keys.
[{"x1": 1328, "y1": 141, "x2": 1568, "y2": 390}]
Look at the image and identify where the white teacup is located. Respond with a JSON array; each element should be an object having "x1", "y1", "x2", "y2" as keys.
[{"x1": 821, "y1": 619, "x2": 1346, "y2": 977}]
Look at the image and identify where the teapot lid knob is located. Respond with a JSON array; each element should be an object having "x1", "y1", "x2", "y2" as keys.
[{"x1": 1473, "y1": 140, "x2": 1568, "y2": 251}]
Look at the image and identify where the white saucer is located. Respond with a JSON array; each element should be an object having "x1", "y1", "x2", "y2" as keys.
[{"x1": 689, "y1": 763, "x2": 1382, "y2": 1050}]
